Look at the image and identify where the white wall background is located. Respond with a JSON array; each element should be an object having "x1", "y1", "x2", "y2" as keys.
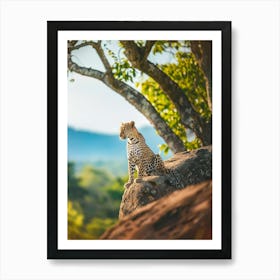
[{"x1": 0, "y1": 0, "x2": 279, "y2": 279}]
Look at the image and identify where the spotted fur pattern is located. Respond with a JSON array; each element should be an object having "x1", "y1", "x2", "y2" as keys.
[{"x1": 120, "y1": 121, "x2": 166, "y2": 188}]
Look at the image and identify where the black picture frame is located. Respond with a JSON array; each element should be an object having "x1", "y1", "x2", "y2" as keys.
[{"x1": 47, "y1": 21, "x2": 231, "y2": 259}]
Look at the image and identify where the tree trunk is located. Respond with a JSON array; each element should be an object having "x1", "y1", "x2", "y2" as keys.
[
  {"x1": 190, "y1": 41, "x2": 212, "y2": 111},
  {"x1": 120, "y1": 40, "x2": 211, "y2": 145}
]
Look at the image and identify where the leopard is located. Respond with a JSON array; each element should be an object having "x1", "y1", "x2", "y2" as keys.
[{"x1": 119, "y1": 121, "x2": 167, "y2": 188}]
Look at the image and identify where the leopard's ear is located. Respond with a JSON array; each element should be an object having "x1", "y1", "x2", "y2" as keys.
[{"x1": 130, "y1": 121, "x2": 135, "y2": 127}]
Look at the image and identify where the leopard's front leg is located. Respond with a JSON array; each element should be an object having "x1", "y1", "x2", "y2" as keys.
[
  {"x1": 134, "y1": 164, "x2": 145, "y2": 183},
  {"x1": 125, "y1": 160, "x2": 136, "y2": 188}
]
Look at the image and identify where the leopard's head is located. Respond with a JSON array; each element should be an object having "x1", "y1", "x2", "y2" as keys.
[{"x1": 119, "y1": 121, "x2": 135, "y2": 140}]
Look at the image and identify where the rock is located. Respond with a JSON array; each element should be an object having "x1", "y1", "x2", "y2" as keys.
[
  {"x1": 101, "y1": 180, "x2": 212, "y2": 240},
  {"x1": 119, "y1": 146, "x2": 212, "y2": 219}
]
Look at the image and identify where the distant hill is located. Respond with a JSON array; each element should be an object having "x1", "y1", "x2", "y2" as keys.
[
  {"x1": 68, "y1": 126, "x2": 172, "y2": 176},
  {"x1": 68, "y1": 127, "x2": 126, "y2": 162}
]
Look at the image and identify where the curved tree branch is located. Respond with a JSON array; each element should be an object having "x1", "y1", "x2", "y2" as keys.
[
  {"x1": 92, "y1": 41, "x2": 113, "y2": 75},
  {"x1": 68, "y1": 58, "x2": 105, "y2": 81},
  {"x1": 68, "y1": 41, "x2": 91, "y2": 51},
  {"x1": 143, "y1": 40, "x2": 156, "y2": 60},
  {"x1": 68, "y1": 40, "x2": 78, "y2": 48},
  {"x1": 68, "y1": 40, "x2": 113, "y2": 76},
  {"x1": 68, "y1": 55, "x2": 186, "y2": 153}
]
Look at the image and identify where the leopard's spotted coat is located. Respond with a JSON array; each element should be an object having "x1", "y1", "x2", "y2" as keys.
[{"x1": 119, "y1": 121, "x2": 167, "y2": 188}]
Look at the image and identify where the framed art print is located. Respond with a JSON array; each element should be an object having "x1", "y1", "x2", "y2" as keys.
[{"x1": 47, "y1": 21, "x2": 231, "y2": 259}]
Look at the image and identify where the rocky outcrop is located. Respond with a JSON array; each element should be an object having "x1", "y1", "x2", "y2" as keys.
[
  {"x1": 101, "y1": 180, "x2": 212, "y2": 240},
  {"x1": 119, "y1": 146, "x2": 212, "y2": 219}
]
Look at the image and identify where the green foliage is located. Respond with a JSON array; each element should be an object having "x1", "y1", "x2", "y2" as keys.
[
  {"x1": 68, "y1": 162, "x2": 126, "y2": 240},
  {"x1": 161, "y1": 52, "x2": 211, "y2": 120},
  {"x1": 112, "y1": 58, "x2": 136, "y2": 82},
  {"x1": 159, "y1": 143, "x2": 170, "y2": 156},
  {"x1": 137, "y1": 47, "x2": 210, "y2": 152},
  {"x1": 104, "y1": 42, "x2": 136, "y2": 83},
  {"x1": 68, "y1": 162, "x2": 88, "y2": 200},
  {"x1": 139, "y1": 78, "x2": 187, "y2": 147},
  {"x1": 68, "y1": 201, "x2": 87, "y2": 239},
  {"x1": 134, "y1": 40, "x2": 145, "y2": 48},
  {"x1": 78, "y1": 165, "x2": 112, "y2": 190},
  {"x1": 85, "y1": 218, "x2": 117, "y2": 239},
  {"x1": 152, "y1": 40, "x2": 190, "y2": 55}
]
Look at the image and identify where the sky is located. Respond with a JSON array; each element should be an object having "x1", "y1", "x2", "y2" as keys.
[
  {"x1": 68, "y1": 43, "x2": 150, "y2": 134},
  {"x1": 68, "y1": 41, "x2": 178, "y2": 134},
  {"x1": 68, "y1": 71, "x2": 149, "y2": 134}
]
